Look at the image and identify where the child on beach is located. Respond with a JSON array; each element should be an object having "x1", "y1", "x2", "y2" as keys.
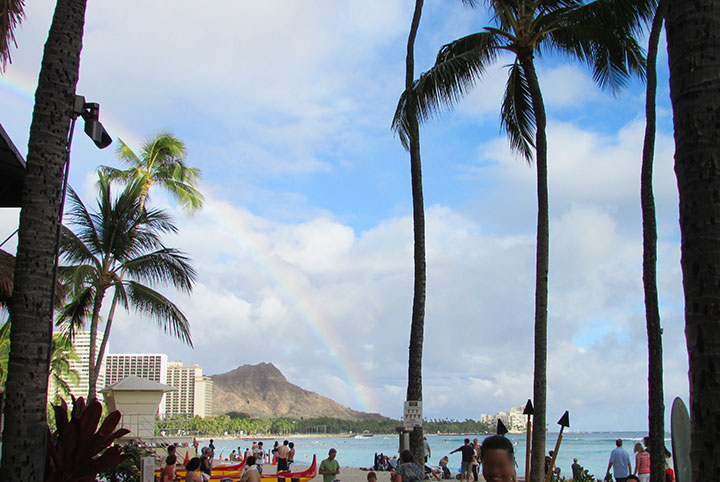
[{"x1": 367, "y1": 471, "x2": 378, "y2": 482}]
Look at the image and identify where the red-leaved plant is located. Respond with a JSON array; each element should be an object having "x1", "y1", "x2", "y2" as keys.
[{"x1": 45, "y1": 397, "x2": 130, "y2": 482}]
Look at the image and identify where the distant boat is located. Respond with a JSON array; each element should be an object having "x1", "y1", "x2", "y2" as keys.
[{"x1": 354, "y1": 431, "x2": 374, "y2": 439}]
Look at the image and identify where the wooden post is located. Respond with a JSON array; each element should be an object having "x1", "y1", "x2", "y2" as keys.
[
  {"x1": 544, "y1": 411, "x2": 569, "y2": 482},
  {"x1": 523, "y1": 400, "x2": 534, "y2": 482}
]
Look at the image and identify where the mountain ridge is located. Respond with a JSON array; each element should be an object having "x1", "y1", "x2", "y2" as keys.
[{"x1": 210, "y1": 362, "x2": 386, "y2": 421}]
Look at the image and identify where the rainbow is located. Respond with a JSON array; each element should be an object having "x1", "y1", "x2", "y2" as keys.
[
  {"x1": 203, "y1": 202, "x2": 378, "y2": 413},
  {"x1": 2, "y1": 66, "x2": 379, "y2": 414},
  {"x1": 0, "y1": 66, "x2": 143, "y2": 148}
]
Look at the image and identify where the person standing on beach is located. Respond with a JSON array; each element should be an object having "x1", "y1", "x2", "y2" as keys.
[
  {"x1": 471, "y1": 438, "x2": 480, "y2": 482},
  {"x1": 288, "y1": 442, "x2": 296, "y2": 469},
  {"x1": 633, "y1": 443, "x2": 650, "y2": 482},
  {"x1": 277, "y1": 440, "x2": 290, "y2": 472},
  {"x1": 479, "y1": 435, "x2": 516, "y2": 482},
  {"x1": 450, "y1": 438, "x2": 475, "y2": 482},
  {"x1": 254, "y1": 442, "x2": 266, "y2": 474},
  {"x1": 606, "y1": 439, "x2": 632, "y2": 482},
  {"x1": 424, "y1": 437, "x2": 431, "y2": 463},
  {"x1": 319, "y1": 448, "x2": 340, "y2": 482},
  {"x1": 571, "y1": 458, "x2": 583, "y2": 480},
  {"x1": 209, "y1": 439, "x2": 215, "y2": 451}
]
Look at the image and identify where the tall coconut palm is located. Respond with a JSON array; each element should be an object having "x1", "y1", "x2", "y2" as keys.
[
  {"x1": 99, "y1": 132, "x2": 203, "y2": 213},
  {"x1": 3, "y1": 0, "x2": 90, "y2": 479},
  {"x1": 666, "y1": 1, "x2": 720, "y2": 479},
  {"x1": 639, "y1": 2, "x2": 666, "y2": 481},
  {"x1": 401, "y1": 0, "x2": 427, "y2": 465},
  {"x1": 393, "y1": 1, "x2": 648, "y2": 480},
  {"x1": 57, "y1": 174, "x2": 196, "y2": 401},
  {"x1": 0, "y1": 0, "x2": 24, "y2": 68}
]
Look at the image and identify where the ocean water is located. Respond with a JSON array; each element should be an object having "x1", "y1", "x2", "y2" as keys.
[{"x1": 211, "y1": 432, "x2": 670, "y2": 480}]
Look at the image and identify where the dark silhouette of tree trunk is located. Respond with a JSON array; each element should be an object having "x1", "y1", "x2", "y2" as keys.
[
  {"x1": 1, "y1": 0, "x2": 88, "y2": 479},
  {"x1": 666, "y1": 0, "x2": 720, "y2": 480},
  {"x1": 641, "y1": 2, "x2": 668, "y2": 481},
  {"x1": 518, "y1": 51, "x2": 549, "y2": 482},
  {"x1": 404, "y1": 0, "x2": 426, "y2": 467}
]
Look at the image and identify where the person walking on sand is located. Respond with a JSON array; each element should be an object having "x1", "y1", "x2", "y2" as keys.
[
  {"x1": 606, "y1": 439, "x2": 632, "y2": 482},
  {"x1": 319, "y1": 448, "x2": 340, "y2": 482},
  {"x1": 450, "y1": 438, "x2": 474, "y2": 482},
  {"x1": 633, "y1": 443, "x2": 650, "y2": 482},
  {"x1": 424, "y1": 436, "x2": 431, "y2": 463},
  {"x1": 392, "y1": 450, "x2": 424, "y2": 482}
]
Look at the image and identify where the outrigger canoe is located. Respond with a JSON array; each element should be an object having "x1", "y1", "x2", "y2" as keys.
[
  {"x1": 156, "y1": 458, "x2": 247, "y2": 479},
  {"x1": 241, "y1": 455, "x2": 318, "y2": 482},
  {"x1": 157, "y1": 455, "x2": 318, "y2": 482}
]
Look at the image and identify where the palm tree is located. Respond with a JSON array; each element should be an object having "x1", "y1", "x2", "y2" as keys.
[
  {"x1": 393, "y1": 1, "x2": 648, "y2": 480},
  {"x1": 401, "y1": 0, "x2": 427, "y2": 466},
  {"x1": 0, "y1": 0, "x2": 24, "y2": 68},
  {"x1": 665, "y1": 1, "x2": 720, "y2": 480},
  {"x1": 639, "y1": 2, "x2": 666, "y2": 481},
  {"x1": 99, "y1": 132, "x2": 203, "y2": 213},
  {"x1": 47, "y1": 332, "x2": 80, "y2": 404},
  {"x1": 57, "y1": 174, "x2": 196, "y2": 401},
  {"x1": 3, "y1": 0, "x2": 91, "y2": 479}
]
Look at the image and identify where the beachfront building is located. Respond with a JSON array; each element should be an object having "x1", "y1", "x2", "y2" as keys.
[
  {"x1": 165, "y1": 361, "x2": 214, "y2": 418},
  {"x1": 48, "y1": 330, "x2": 108, "y2": 403},
  {"x1": 104, "y1": 353, "x2": 169, "y2": 414},
  {"x1": 509, "y1": 405, "x2": 525, "y2": 432}
]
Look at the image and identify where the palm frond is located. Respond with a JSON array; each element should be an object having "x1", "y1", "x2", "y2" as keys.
[
  {"x1": 97, "y1": 165, "x2": 135, "y2": 184},
  {"x1": 160, "y1": 179, "x2": 205, "y2": 212},
  {"x1": 393, "y1": 31, "x2": 502, "y2": 149},
  {"x1": 545, "y1": 0, "x2": 648, "y2": 92},
  {"x1": 0, "y1": 0, "x2": 24, "y2": 69},
  {"x1": 116, "y1": 139, "x2": 142, "y2": 167},
  {"x1": 60, "y1": 226, "x2": 100, "y2": 267},
  {"x1": 66, "y1": 186, "x2": 102, "y2": 254},
  {"x1": 126, "y1": 281, "x2": 193, "y2": 347},
  {"x1": 122, "y1": 248, "x2": 196, "y2": 293},
  {"x1": 501, "y1": 60, "x2": 536, "y2": 161},
  {"x1": 55, "y1": 286, "x2": 95, "y2": 329}
]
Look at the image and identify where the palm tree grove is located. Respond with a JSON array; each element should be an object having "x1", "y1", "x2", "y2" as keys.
[{"x1": 0, "y1": 0, "x2": 718, "y2": 481}]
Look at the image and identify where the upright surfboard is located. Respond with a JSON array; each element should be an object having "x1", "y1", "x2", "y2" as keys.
[{"x1": 671, "y1": 397, "x2": 691, "y2": 482}]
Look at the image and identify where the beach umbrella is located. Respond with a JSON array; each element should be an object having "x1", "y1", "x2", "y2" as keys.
[
  {"x1": 544, "y1": 411, "x2": 570, "y2": 482},
  {"x1": 523, "y1": 399, "x2": 534, "y2": 482}
]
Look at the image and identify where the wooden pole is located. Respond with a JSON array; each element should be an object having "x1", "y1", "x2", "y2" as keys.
[
  {"x1": 543, "y1": 428, "x2": 563, "y2": 482},
  {"x1": 525, "y1": 417, "x2": 532, "y2": 482}
]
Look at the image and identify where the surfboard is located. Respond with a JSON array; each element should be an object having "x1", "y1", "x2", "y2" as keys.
[{"x1": 671, "y1": 397, "x2": 691, "y2": 482}]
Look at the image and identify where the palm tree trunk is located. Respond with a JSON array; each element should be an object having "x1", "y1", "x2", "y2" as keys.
[
  {"x1": 666, "y1": 1, "x2": 720, "y2": 480},
  {"x1": 641, "y1": 2, "x2": 668, "y2": 482},
  {"x1": 404, "y1": 0, "x2": 426, "y2": 466},
  {"x1": 518, "y1": 53, "x2": 549, "y2": 482},
  {"x1": 0, "y1": 0, "x2": 88, "y2": 479},
  {"x1": 87, "y1": 288, "x2": 105, "y2": 401},
  {"x1": 92, "y1": 288, "x2": 119, "y2": 393}
]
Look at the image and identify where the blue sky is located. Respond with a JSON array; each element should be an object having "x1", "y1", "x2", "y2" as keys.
[{"x1": 0, "y1": 1, "x2": 687, "y2": 431}]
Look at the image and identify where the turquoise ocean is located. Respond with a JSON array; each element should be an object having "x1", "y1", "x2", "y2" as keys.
[{"x1": 211, "y1": 432, "x2": 670, "y2": 480}]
